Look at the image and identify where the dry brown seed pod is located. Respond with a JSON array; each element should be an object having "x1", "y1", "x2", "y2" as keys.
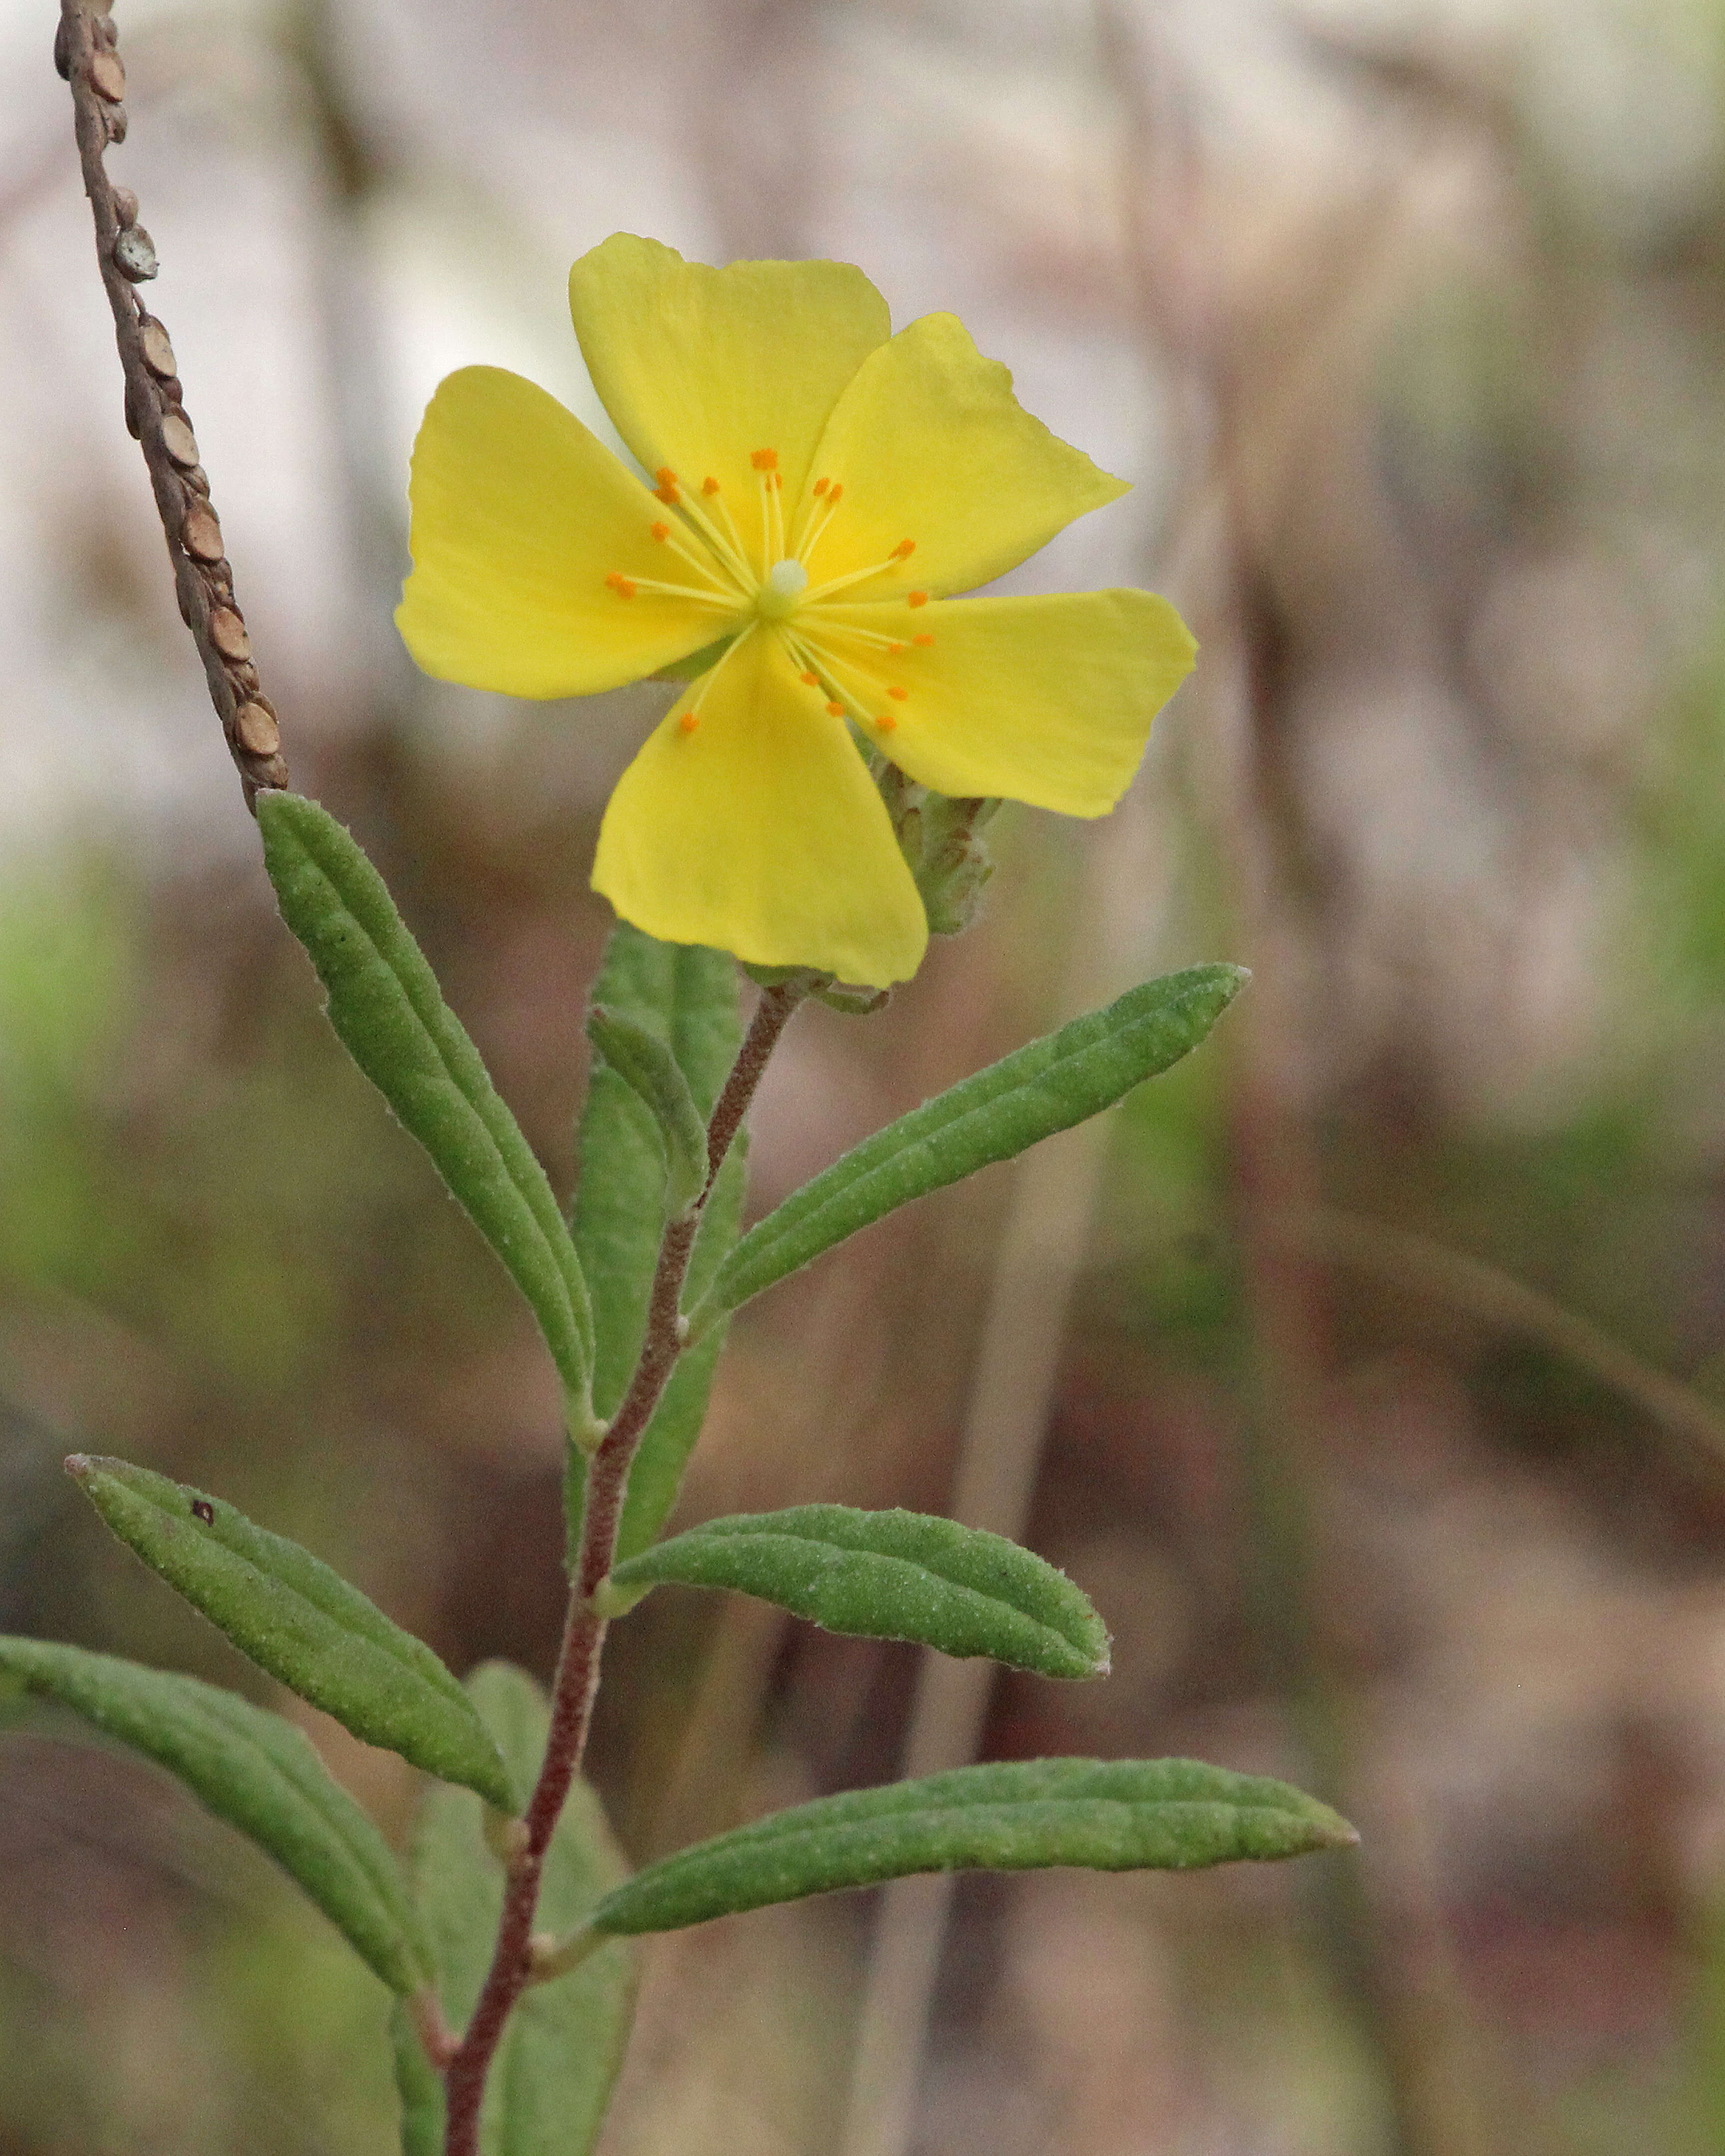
[
  {"x1": 123, "y1": 379, "x2": 144, "y2": 442},
  {"x1": 159, "y1": 413, "x2": 199, "y2": 467},
  {"x1": 139, "y1": 318, "x2": 177, "y2": 378},
  {"x1": 235, "y1": 703, "x2": 281, "y2": 756},
  {"x1": 182, "y1": 464, "x2": 211, "y2": 496},
  {"x1": 112, "y1": 187, "x2": 139, "y2": 230},
  {"x1": 182, "y1": 505, "x2": 224, "y2": 562},
  {"x1": 112, "y1": 226, "x2": 156, "y2": 281},
  {"x1": 103, "y1": 102, "x2": 126, "y2": 144},
  {"x1": 208, "y1": 609, "x2": 251, "y2": 662},
  {"x1": 53, "y1": 15, "x2": 72, "y2": 79},
  {"x1": 88, "y1": 50, "x2": 125, "y2": 100}
]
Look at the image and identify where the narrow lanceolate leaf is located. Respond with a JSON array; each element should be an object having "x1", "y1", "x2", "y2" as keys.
[
  {"x1": 396, "y1": 1663, "x2": 636, "y2": 2156},
  {"x1": 568, "y1": 923, "x2": 741, "y2": 1564},
  {"x1": 0, "y1": 1636, "x2": 429, "y2": 1993},
  {"x1": 257, "y1": 793, "x2": 594, "y2": 1417},
  {"x1": 606, "y1": 1506, "x2": 1110, "y2": 1679},
  {"x1": 587, "y1": 1759, "x2": 1356, "y2": 1937},
  {"x1": 612, "y1": 1137, "x2": 746, "y2": 1564},
  {"x1": 693, "y1": 965, "x2": 1247, "y2": 1330},
  {"x1": 586, "y1": 1004, "x2": 710, "y2": 1218},
  {"x1": 572, "y1": 923, "x2": 740, "y2": 1417},
  {"x1": 66, "y1": 1455, "x2": 517, "y2": 1813}
]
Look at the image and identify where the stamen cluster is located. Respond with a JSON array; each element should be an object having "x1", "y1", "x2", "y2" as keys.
[{"x1": 607, "y1": 447, "x2": 931, "y2": 739}]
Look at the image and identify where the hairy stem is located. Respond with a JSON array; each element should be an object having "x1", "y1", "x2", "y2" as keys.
[{"x1": 441, "y1": 980, "x2": 806, "y2": 2154}]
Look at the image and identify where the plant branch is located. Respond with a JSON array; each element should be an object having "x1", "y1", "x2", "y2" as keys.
[
  {"x1": 58, "y1": 0, "x2": 288, "y2": 807},
  {"x1": 440, "y1": 979, "x2": 806, "y2": 2155}
]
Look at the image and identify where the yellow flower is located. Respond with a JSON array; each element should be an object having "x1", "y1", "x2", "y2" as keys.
[{"x1": 397, "y1": 234, "x2": 1196, "y2": 987}]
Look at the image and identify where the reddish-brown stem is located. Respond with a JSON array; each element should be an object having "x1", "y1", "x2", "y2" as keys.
[{"x1": 441, "y1": 981, "x2": 806, "y2": 2154}]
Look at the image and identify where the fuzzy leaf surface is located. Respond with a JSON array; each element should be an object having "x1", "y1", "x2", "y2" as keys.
[
  {"x1": 396, "y1": 1663, "x2": 636, "y2": 2156},
  {"x1": 696, "y1": 965, "x2": 1246, "y2": 1326},
  {"x1": 607, "y1": 1505, "x2": 1110, "y2": 1677},
  {"x1": 586, "y1": 1004, "x2": 709, "y2": 1218},
  {"x1": 589, "y1": 1758, "x2": 1355, "y2": 1935},
  {"x1": 258, "y1": 792, "x2": 593, "y2": 1411},
  {"x1": 0, "y1": 1635, "x2": 428, "y2": 1992},
  {"x1": 569, "y1": 924, "x2": 741, "y2": 1562},
  {"x1": 67, "y1": 1455, "x2": 516, "y2": 1811}
]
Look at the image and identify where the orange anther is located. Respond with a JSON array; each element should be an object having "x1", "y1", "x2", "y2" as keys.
[
  {"x1": 888, "y1": 641, "x2": 905, "y2": 655},
  {"x1": 750, "y1": 448, "x2": 779, "y2": 471},
  {"x1": 605, "y1": 572, "x2": 637, "y2": 598},
  {"x1": 679, "y1": 711, "x2": 699, "y2": 734},
  {"x1": 656, "y1": 467, "x2": 678, "y2": 488},
  {"x1": 813, "y1": 477, "x2": 831, "y2": 496},
  {"x1": 828, "y1": 483, "x2": 844, "y2": 505},
  {"x1": 653, "y1": 483, "x2": 679, "y2": 505},
  {"x1": 907, "y1": 590, "x2": 929, "y2": 608},
  {"x1": 892, "y1": 539, "x2": 916, "y2": 560},
  {"x1": 702, "y1": 476, "x2": 721, "y2": 495},
  {"x1": 825, "y1": 700, "x2": 846, "y2": 717},
  {"x1": 888, "y1": 685, "x2": 909, "y2": 701},
  {"x1": 800, "y1": 670, "x2": 820, "y2": 687},
  {"x1": 650, "y1": 521, "x2": 671, "y2": 541},
  {"x1": 877, "y1": 714, "x2": 898, "y2": 732},
  {"x1": 913, "y1": 632, "x2": 934, "y2": 646},
  {"x1": 774, "y1": 471, "x2": 784, "y2": 491}
]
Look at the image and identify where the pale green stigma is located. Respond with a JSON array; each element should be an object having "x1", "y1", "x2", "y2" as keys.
[{"x1": 757, "y1": 558, "x2": 809, "y2": 621}]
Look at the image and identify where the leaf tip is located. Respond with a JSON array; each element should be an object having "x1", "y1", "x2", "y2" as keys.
[{"x1": 63, "y1": 1454, "x2": 92, "y2": 1482}]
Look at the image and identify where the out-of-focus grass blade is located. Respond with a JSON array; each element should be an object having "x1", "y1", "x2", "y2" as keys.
[
  {"x1": 606, "y1": 1505, "x2": 1110, "y2": 1678},
  {"x1": 586, "y1": 1758, "x2": 1355, "y2": 1936},
  {"x1": 68, "y1": 1454, "x2": 516, "y2": 1811},
  {"x1": 0, "y1": 1635, "x2": 429, "y2": 1993},
  {"x1": 694, "y1": 965, "x2": 1247, "y2": 1330}
]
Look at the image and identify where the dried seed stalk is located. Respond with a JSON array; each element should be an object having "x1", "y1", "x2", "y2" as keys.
[{"x1": 58, "y1": 0, "x2": 288, "y2": 806}]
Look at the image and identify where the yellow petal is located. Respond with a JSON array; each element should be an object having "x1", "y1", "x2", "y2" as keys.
[
  {"x1": 591, "y1": 629, "x2": 929, "y2": 987},
  {"x1": 801, "y1": 314, "x2": 1130, "y2": 600},
  {"x1": 397, "y1": 366, "x2": 741, "y2": 698},
  {"x1": 807, "y1": 590, "x2": 1196, "y2": 814},
  {"x1": 569, "y1": 235, "x2": 891, "y2": 528}
]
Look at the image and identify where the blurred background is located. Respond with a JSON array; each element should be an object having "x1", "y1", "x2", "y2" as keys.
[{"x1": 6, "y1": 0, "x2": 1725, "y2": 2149}]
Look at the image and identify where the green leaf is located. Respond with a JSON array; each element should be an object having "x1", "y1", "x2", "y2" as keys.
[
  {"x1": 587, "y1": 1758, "x2": 1356, "y2": 1937},
  {"x1": 694, "y1": 965, "x2": 1247, "y2": 1331},
  {"x1": 606, "y1": 1506, "x2": 1110, "y2": 1679},
  {"x1": 586, "y1": 1004, "x2": 710, "y2": 1219},
  {"x1": 612, "y1": 1137, "x2": 747, "y2": 1564},
  {"x1": 390, "y1": 2001, "x2": 445, "y2": 2156},
  {"x1": 396, "y1": 1663, "x2": 637, "y2": 2156},
  {"x1": 568, "y1": 924, "x2": 741, "y2": 1562},
  {"x1": 0, "y1": 1634, "x2": 429, "y2": 1992},
  {"x1": 66, "y1": 1454, "x2": 517, "y2": 1812},
  {"x1": 257, "y1": 793, "x2": 594, "y2": 1423}
]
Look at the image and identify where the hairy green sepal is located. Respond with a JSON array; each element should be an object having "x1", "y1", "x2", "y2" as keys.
[
  {"x1": 0, "y1": 1635, "x2": 429, "y2": 1992},
  {"x1": 568, "y1": 923, "x2": 742, "y2": 1560},
  {"x1": 693, "y1": 964, "x2": 1247, "y2": 1331},
  {"x1": 257, "y1": 793, "x2": 595, "y2": 1432},
  {"x1": 586, "y1": 1004, "x2": 709, "y2": 1219},
  {"x1": 605, "y1": 1505, "x2": 1110, "y2": 1678},
  {"x1": 582, "y1": 1758, "x2": 1355, "y2": 1937},
  {"x1": 67, "y1": 1454, "x2": 517, "y2": 1811},
  {"x1": 392, "y1": 1663, "x2": 636, "y2": 2156}
]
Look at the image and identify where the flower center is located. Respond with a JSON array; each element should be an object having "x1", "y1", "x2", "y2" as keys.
[{"x1": 756, "y1": 558, "x2": 808, "y2": 621}]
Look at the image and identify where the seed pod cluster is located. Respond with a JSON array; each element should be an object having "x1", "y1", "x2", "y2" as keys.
[{"x1": 57, "y1": 0, "x2": 288, "y2": 802}]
